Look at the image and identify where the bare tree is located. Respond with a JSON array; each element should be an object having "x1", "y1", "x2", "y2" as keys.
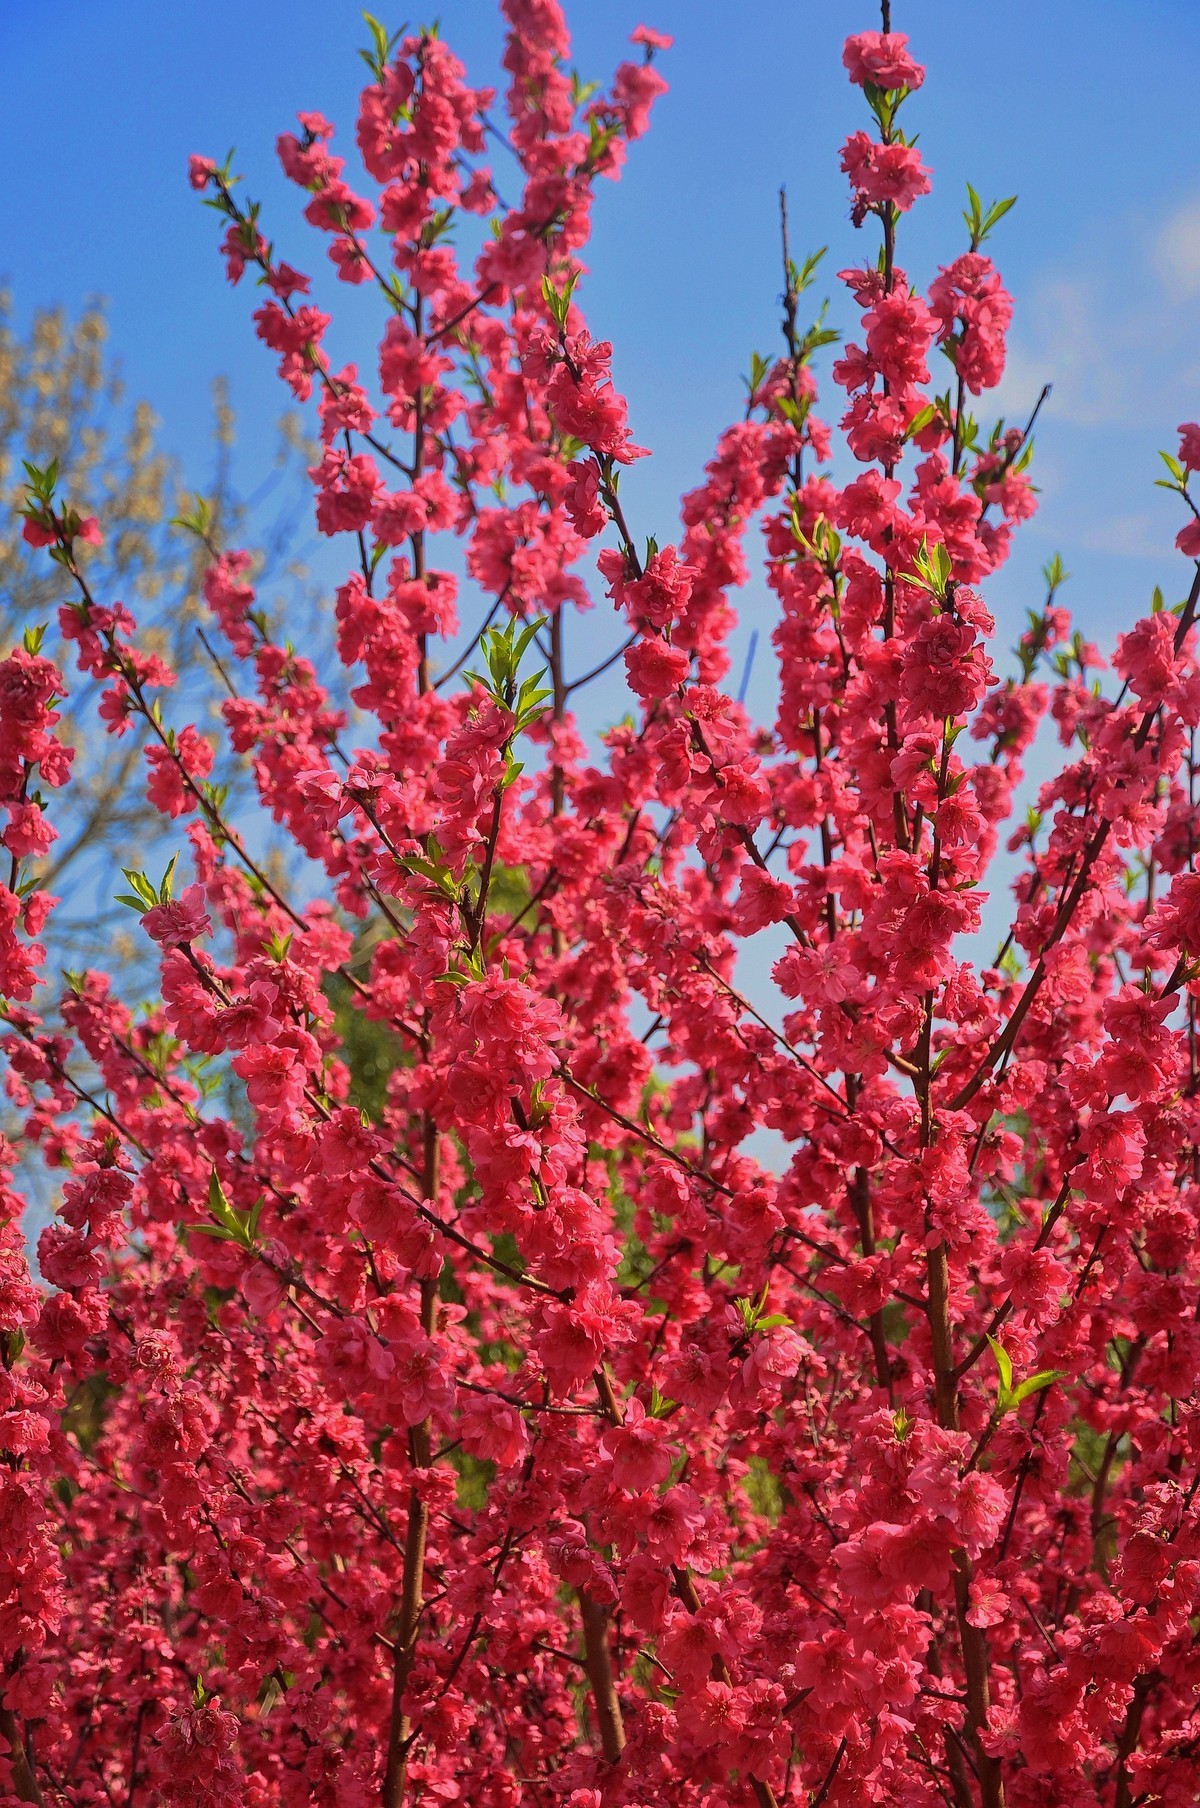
[{"x1": 0, "y1": 294, "x2": 314, "y2": 967}]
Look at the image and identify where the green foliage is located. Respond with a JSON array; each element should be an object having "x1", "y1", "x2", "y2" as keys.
[
  {"x1": 734, "y1": 1285, "x2": 791, "y2": 1335},
  {"x1": 743, "y1": 1455, "x2": 785, "y2": 1525},
  {"x1": 1156, "y1": 449, "x2": 1188, "y2": 494},
  {"x1": 1042, "y1": 552, "x2": 1069, "y2": 596},
  {"x1": 881, "y1": 1299, "x2": 911, "y2": 1346},
  {"x1": 453, "y1": 1449, "x2": 495, "y2": 1512},
  {"x1": 400, "y1": 834, "x2": 463, "y2": 904},
  {"x1": 910, "y1": 535, "x2": 954, "y2": 601},
  {"x1": 171, "y1": 493, "x2": 214, "y2": 539},
  {"x1": 540, "y1": 272, "x2": 578, "y2": 333},
  {"x1": 904, "y1": 400, "x2": 938, "y2": 442},
  {"x1": 60, "y1": 1370, "x2": 116, "y2": 1457},
  {"x1": 465, "y1": 613, "x2": 552, "y2": 733},
  {"x1": 790, "y1": 508, "x2": 842, "y2": 569},
  {"x1": 188, "y1": 1168, "x2": 264, "y2": 1250},
  {"x1": 486, "y1": 862, "x2": 532, "y2": 922},
  {"x1": 963, "y1": 183, "x2": 1017, "y2": 250},
  {"x1": 988, "y1": 1336, "x2": 1064, "y2": 1414},
  {"x1": 22, "y1": 455, "x2": 58, "y2": 503},
  {"x1": 116, "y1": 853, "x2": 179, "y2": 914}
]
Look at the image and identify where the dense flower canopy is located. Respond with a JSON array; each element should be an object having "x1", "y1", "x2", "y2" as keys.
[{"x1": 3, "y1": 7, "x2": 1200, "y2": 1806}]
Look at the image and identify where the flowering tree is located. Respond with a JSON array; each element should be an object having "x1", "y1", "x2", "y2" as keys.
[{"x1": 4, "y1": 5, "x2": 1200, "y2": 1804}]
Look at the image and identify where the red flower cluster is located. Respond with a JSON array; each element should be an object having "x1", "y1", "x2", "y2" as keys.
[{"x1": 4, "y1": 8, "x2": 1200, "y2": 1807}]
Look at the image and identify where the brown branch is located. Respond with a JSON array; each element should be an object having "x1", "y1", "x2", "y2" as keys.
[
  {"x1": 0, "y1": 1707, "x2": 44, "y2": 1806},
  {"x1": 578, "y1": 1592, "x2": 625, "y2": 1763},
  {"x1": 382, "y1": 1123, "x2": 440, "y2": 1806}
]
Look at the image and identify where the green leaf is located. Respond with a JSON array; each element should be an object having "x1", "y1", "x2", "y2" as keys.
[
  {"x1": 982, "y1": 194, "x2": 1017, "y2": 237},
  {"x1": 208, "y1": 1168, "x2": 238, "y2": 1229},
  {"x1": 1011, "y1": 1369, "x2": 1065, "y2": 1405},
  {"x1": 197, "y1": 1168, "x2": 259, "y2": 1251},
  {"x1": 170, "y1": 494, "x2": 213, "y2": 538},
  {"x1": 910, "y1": 536, "x2": 954, "y2": 600},
  {"x1": 1159, "y1": 449, "x2": 1187, "y2": 486},
  {"x1": 257, "y1": 1674, "x2": 284, "y2": 1720},
  {"x1": 121, "y1": 868, "x2": 159, "y2": 907},
  {"x1": 362, "y1": 12, "x2": 390, "y2": 62},
  {"x1": 809, "y1": 516, "x2": 842, "y2": 566},
  {"x1": 586, "y1": 115, "x2": 620, "y2": 161},
  {"x1": 1042, "y1": 552, "x2": 1069, "y2": 594},
  {"x1": 904, "y1": 402, "x2": 937, "y2": 441},
  {"x1": 864, "y1": 83, "x2": 897, "y2": 137},
  {"x1": 435, "y1": 965, "x2": 471, "y2": 987},
  {"x1": 796, "y1": 246, "x2": 827, "y2": 293},
  {"x1": 570, "y1": 68, "x2": 601, "y2": 107},
  {"x1": 963, "y1": 185, "x2": 1016, "y2": 247},
  {"x1": 401, "y1": 854, "x2": 461, "y2": 900},
  {"x1": 734, "y1": 1294, "x2": 758, "y2": 1330},
  {"x1": 540, "y1": 271, "x2": 578, "y2": 332},
  {"x1": 775, "y1": 395, "x2": 810, "y2": 432},
  {"x1": 747, "y1": 350, "x2": 772, "y2": 396},
  {"x1": 801, "y1": 325, "x2": 840, "y2": 356},
  {"x1": 987, "y1": 1335, "x2": 1013, "y2": 1395},
  {"x1": 510, "y1": 617, "x2": 543, "y2": 669},
  {"x1": 22, "y1": 457, "x2": 58, "y2": 500}
]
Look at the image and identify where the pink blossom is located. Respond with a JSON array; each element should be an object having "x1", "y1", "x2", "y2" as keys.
[
  {"x1": 460, "y1": 1394, "x2": 528, "y2": 1468},
  {"x1": 842, "y1": 31, "x2": 925, "y2": 91},
  {"x1": 840, "y1": 131, "x2": 932, "y2": 215},
  {"x1": 1179, "y1": 421, "x2": 1200, "y2": 471},
  {"x1": 141, "y1": 884, "x2": 212, "y2": 948},
  {"x1": 624, "y1": 635, "x2": 689, "y2": 699},
  {"x1": 600, "y1": 1398, "x2": 672, "y2": 1492},
  {"x1": 317, "y1": 1316, "x2": 395, "y2": 1397}
]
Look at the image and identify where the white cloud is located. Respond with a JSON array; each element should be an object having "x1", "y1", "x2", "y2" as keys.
[
  {"x1": 992, "y1": 194, "x2": 1200, "y2": 436},
  {"x1": 1155, "y1": 198, "x2": 1200, "y2": 299},
  {"x1": 1079, "y1": 510, "x2": 1165, "y2": 559},
  {"x1": 993, "y1": 275, "x2": 1132, "y2": 428}
]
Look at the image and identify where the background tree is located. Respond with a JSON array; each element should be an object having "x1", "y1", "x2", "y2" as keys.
[{"x1": 0, "y1": 294, "x2": 312, "y2": 965}]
